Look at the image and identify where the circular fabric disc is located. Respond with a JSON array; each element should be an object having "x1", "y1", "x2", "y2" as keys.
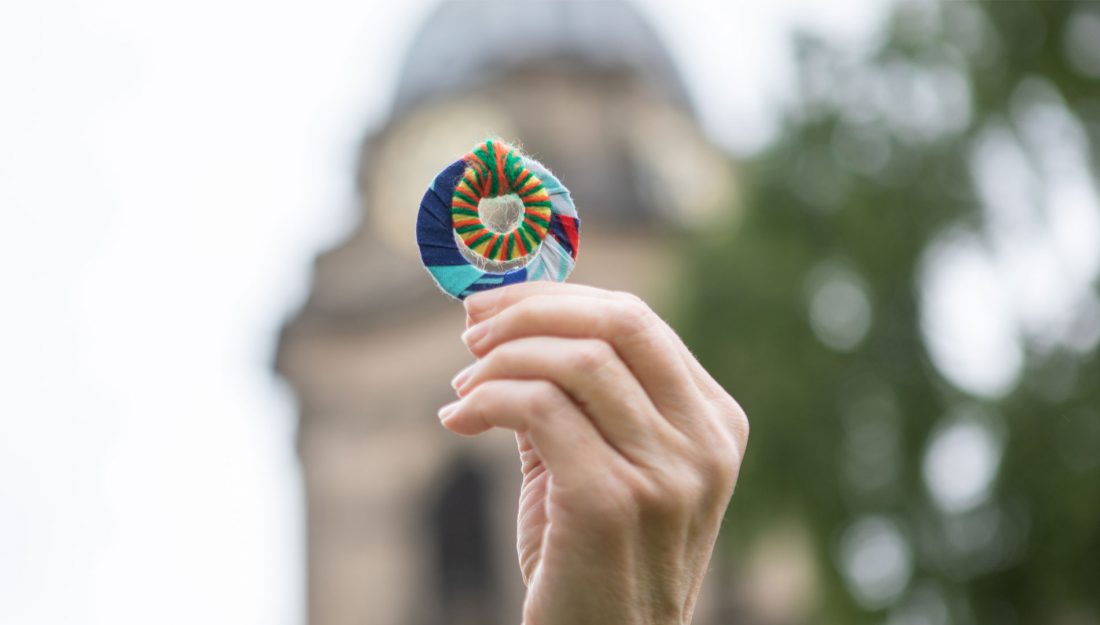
[{"x1": 416, "y1": 140, "x2": 581, "y2": 300}]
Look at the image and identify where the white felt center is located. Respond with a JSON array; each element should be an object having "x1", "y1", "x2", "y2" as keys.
[{"x1": 479, "y1": 194, "x2": 524, "y2": 233}]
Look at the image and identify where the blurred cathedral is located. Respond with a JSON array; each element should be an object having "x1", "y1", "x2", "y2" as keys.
[{"x1": 275, "y1": 2, "x2": 736, "y2": 624}]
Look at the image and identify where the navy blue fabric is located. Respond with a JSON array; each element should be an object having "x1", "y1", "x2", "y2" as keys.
[
  {"x1": 416, "y1": 159, "x2": 468, "y2": 266},
  {"x1": 547, "y1": 217, "x2": 576, "y2": 259}
]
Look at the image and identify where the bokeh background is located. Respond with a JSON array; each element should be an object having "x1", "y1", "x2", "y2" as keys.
[{"x1": 2, "y1": 1, "x2": 1098, "y2": 625}]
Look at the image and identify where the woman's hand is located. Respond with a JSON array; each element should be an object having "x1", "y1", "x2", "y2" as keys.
[{"x1": 438, "y1": 282, "x2": 749, "y2": 625}]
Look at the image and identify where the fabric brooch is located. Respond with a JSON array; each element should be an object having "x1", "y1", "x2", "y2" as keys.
[{"x1": 416, "y1": 139, "x2": 581, "y2": 299}]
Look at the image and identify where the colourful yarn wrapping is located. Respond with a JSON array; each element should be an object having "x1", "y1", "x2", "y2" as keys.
[
  {"x1": 416, "y1": 139, "x2": 581, "y2": 300},
  {"x1": 451, "y1": 141, "x2": 553, "y2": 265}
]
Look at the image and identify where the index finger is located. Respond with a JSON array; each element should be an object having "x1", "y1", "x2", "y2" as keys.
[
  {"x1": 466, "y1": 282, "x2": 741, "y2": 413},
  {"x1": 461, "y1": 291, "x2": 696, "y2": 412},
  {"x1": 465, "y1": 282, "x2": 628, "y2": 327}
]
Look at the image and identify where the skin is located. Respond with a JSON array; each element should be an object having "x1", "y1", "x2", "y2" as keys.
[{"x1": 437, "y1": 282, "x2": 749, "y2": 625}]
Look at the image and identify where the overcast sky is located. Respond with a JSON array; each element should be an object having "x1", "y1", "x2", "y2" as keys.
[{"x1": 0, "y1": 1, "x2": 891, "y2": 623}]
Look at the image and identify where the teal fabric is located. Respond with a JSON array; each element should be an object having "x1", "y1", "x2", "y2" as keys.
[{"x1": 427, "y1": 264, "x2": 485, "y2": 296}]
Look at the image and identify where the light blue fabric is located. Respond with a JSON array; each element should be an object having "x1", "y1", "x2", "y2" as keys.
[{"x1": 427, "y1": 264, "x2": 485, "y2": 296}]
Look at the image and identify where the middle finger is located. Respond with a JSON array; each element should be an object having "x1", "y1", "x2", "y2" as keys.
[{"x1": 455, "y1": 335, "x2": 684, "y2": 465}]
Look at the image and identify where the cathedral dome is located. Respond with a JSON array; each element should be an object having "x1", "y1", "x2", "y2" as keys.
[{"x1": 391, "y1": 0, "x2": 692, "y2": 115}]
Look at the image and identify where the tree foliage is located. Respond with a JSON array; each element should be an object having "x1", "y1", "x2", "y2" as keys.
[{"x1": 674, "y1": 1, "x2": 1100, "y2": 623}]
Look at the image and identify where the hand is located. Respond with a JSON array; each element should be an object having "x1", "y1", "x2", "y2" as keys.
[{"x1": 437, "y1": 282, "x2": 749, "y2": 625}]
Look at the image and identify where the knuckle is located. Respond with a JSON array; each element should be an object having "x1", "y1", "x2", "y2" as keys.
[
  {"x1": 570, "y1": 339, "x2": 616, "y2": 375},
  {"x1": 482, "y1": 341, "x2": 522, "y2": 370},
  {"x1": 464, "y1": 382, "x2": 502, "y2": 413},
  {"x1": 633, "y1": 483, "x2": 674, "y2": 518},
  {"x1": 734, "y1": 408, "x2": 750, "y2": 449},
  {"x1": 722, "y1": 400, "x2": 750, "y2": 454},
  {"x1": 613, "y1": 298, "x2": 659, "y2": 336},
  {"x1": 632, "y1": 465, "x2": 698, "y2": 518},
  {"x1": 463, "y1": 382, "x2": 492, "y2": 405},
  {"x1": 703, "y1": 394, "x2": 750, "y2": 457},
  {"x1": 526, "y1": 380, "x2": 566, "y2": 414},
  {"x1": 695, "y1": 435, "x2": 742, "y2": 498},
  {"x1": 620, "y1": 297, "x2": 651, "y2": 332},
  {"x1": 612, "y1": 290, "x2": 645, "y2": 305},
  {"x1": 512, "y1": 295, "x2": 552, "y2": 323}
]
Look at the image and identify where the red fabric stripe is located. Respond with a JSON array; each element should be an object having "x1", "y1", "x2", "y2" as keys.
[{"x1": 558, "y1": 216, "x2": 580, "y2": 259}]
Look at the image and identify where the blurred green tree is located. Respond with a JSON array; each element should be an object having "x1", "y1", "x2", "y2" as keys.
[{"x1": 674, "y1": 1, "x2": 1100, "y2": 623}]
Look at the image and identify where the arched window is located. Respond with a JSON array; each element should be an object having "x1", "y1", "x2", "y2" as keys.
[{"x1": 424, "y1": 455, "x2": 499, "y2": 625}]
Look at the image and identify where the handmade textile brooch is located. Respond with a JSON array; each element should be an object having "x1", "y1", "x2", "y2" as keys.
[{"x1": 416, "y1": 140, "x2": 581, "y2": 300}]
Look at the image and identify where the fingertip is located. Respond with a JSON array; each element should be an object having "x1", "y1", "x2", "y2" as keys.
[
  {"x1": 461, "y1": 321, "x2": 491, "y2": 355},
  {"x1": 464, "y1": 288, "x2": 503, "y2": 322},
  {"x1": 440, "y1": 413, "x2": 490, "y2": 436},
  {"x1": 464, "y1": 282, "x2": 564, "y2": 323},
  {"x1": 437, "y1": 398, "x2": 489, "y2": 436},
  {"x1": 438, "y1": 400, "x2": 461, "y2": 422},
  {"x1": 450, "y1": 362, "x2": 477, "y2": 392}
]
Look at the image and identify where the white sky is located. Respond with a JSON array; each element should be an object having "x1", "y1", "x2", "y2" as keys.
[{"x1": 0, "y1": 1, "x2": 890, "y2": 623}]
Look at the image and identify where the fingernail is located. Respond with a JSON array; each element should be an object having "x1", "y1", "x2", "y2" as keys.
[
  {"x1": 464, "y1": 289, "x2": 501, "y2": 321},
  {"x1": 438, "y1": 400, "x2": 462, "y2": 422},
  {"x1": 450, "y1": 362, "x2": 476, "y2": 391},
  {"x1": 461, "y1": 321, "x2": 490, "y2": 351}
]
